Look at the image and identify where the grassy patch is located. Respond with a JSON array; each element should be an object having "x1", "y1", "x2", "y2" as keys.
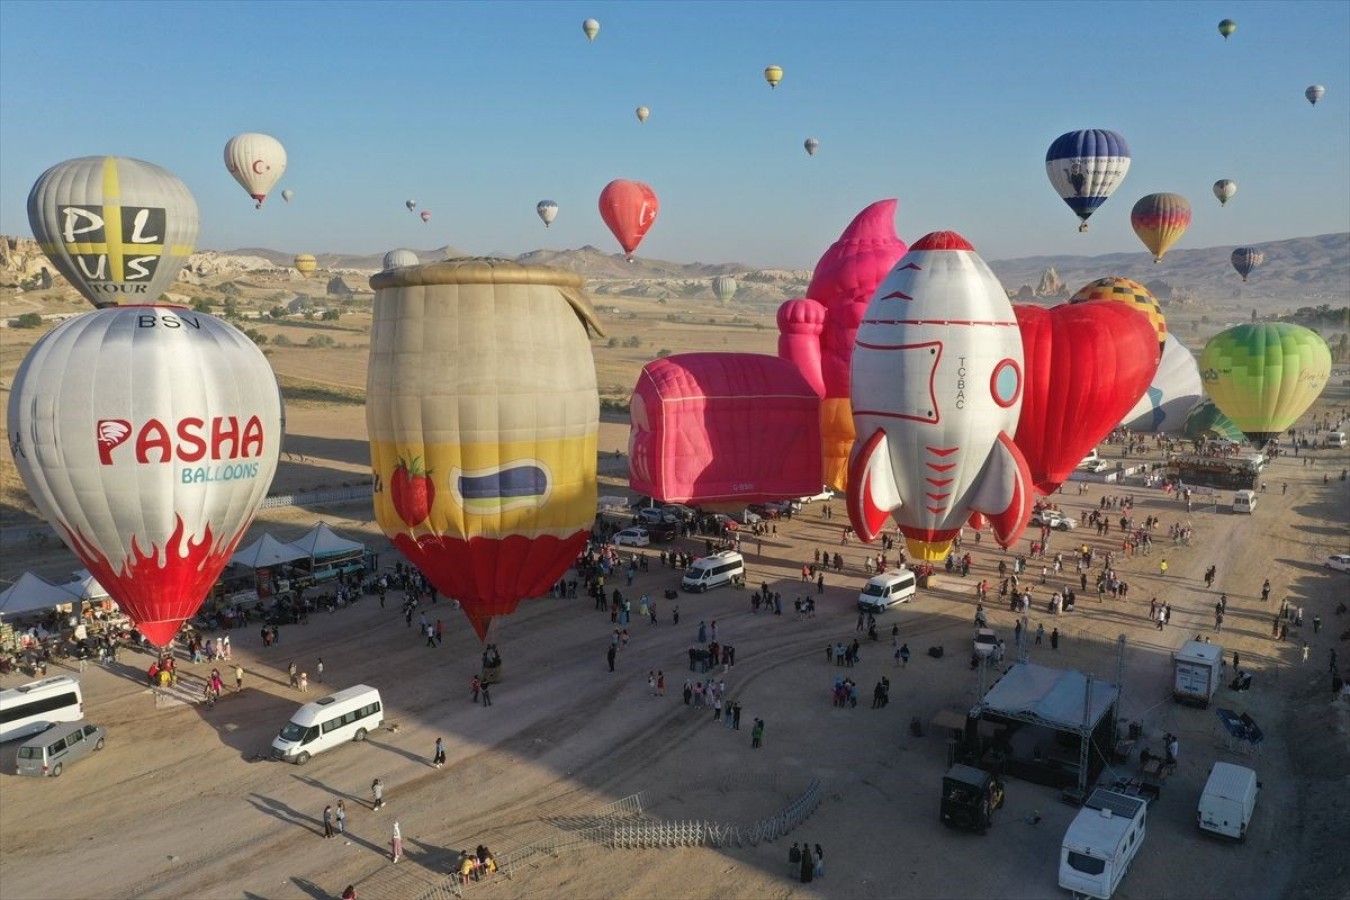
[{"x1": 277, "y1": 375, "x2": 367, "y2": 406}]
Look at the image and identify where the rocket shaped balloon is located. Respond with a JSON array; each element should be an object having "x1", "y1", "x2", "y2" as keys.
[
  {"x1": 846, "y1": 231, "x2": 1033, "y2": 561},
  {"x1": 778, "y1": 200, "x2": 908, "y2": 491}
]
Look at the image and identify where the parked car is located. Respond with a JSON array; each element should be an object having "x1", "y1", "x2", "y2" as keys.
[
  {"x1": 738, "y1": 509, "x2": 763, "y2": 525},
  {"x1": 705, "y1": 513, "x2": 739, "y2": 533},
  {"x1": 16, "y1": 722, "x2": 106, "y2": 777},
  {"x1": 1326, "y1": 554, "x2": 1350, "y2": 573},
  {"x1": 797, "y1": 486, "x2": 836, "y2": 504},
  {"x1": 613, "y1": 527, "x2": 651, "y2": 547},
  {"x1": 660, "y1": 504, "x2": 698, "y2": 522},
  {"x1": 648, "y1": 522, "x2": 678, "y2": 543},
  {"x1": 973, "y1": 628, "x2": 998, "y2": 659},
  {"x1": 747, "y1": 503, "x2": 780, "y2": 520},
  {"x1": 636, "y1": 507, "x2": 677, "y2": 526},
  {"x1": 1031, "y1": 509, "x2": 1078, "y2": 531}
]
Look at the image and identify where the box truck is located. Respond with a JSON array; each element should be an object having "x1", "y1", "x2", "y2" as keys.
[
  {"x1": 1197, "y1": 762, "x2": 1258, "y2": 840},
  {"x1": 1058, "y1": 789, "x2": 1148, "y2": 899},
  {"x1": 1172, "y1": 640, "x2": 1223, "y2": 708}
]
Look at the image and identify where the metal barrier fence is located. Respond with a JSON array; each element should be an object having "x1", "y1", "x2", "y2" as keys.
[
  {"x1": 608, "y1": 779, "x2": 820, "y2": 850},
  {"x1": 258, "y1": 485, "x2": 373, "y2": 509}
]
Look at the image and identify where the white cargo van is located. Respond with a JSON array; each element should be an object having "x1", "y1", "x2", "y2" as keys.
[
  {"x1": 271, "y1": 685, "x2": 383, "y2": 765},
  {"x1": 1197, "y1": 762, "x2": 1258, "y2": 840},
  {"x1": 1058, "y1": 789, "x2": 1147, "y2": 900},
  {"x1": 1172, "y1": 640, "x2": 1223, "y2": 708},
  {"x1": 857, "y1": 569, "x2": 917, "y2": 613},
  {"x1": 1232, "y1": 490, "x2": 1257, "y2": 514},
  {"x1": 1324, "y1": 432, "x2": 1347, "y2": 449},
  {"x1": 680, "y1": 551, "x2": 744, "y2": 593}
]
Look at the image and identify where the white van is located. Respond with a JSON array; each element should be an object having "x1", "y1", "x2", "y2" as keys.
[
  {"x1": 1197, "y1": 762, "x2": 1258, "y2": 840},
  {"x1": 16, "y1": 721, "x2": 106, "y2": 777},
  {"x1": 1324, "y1": 432, "x2": 1347, "y2": 449},
  {"x1": 0, "y1": 676, "x2": 84, "y2": 743},
  {"x1": 1058, "y1": 789, "x2": 1147, "y2": 900},
  {"x1": 1232, "y1": 490, "x2": 1257, "y2": 514},
  {"x1": 858, "y1": 569, "x2": 917, "y2": 613},
  {"x1": 680, "y1": 551, "x2": 744, "y2": 593},
  {"x1": 271, "y1": 685, "x2": 383, "y2": 765}
]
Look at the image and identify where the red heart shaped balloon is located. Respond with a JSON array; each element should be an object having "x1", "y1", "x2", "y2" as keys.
[{"x1": 1013, "y1": 303, "x2": 1160, "y2": 495}]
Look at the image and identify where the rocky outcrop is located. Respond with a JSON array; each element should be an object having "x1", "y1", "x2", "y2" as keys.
[
  {"x1": 1036, "y1": 267, "x2": 1065, "y2": 298},
  {"x1": 326, "y1": 276, "x2": 355, "y2": 296},
  {"x1": 0, "y1": 237, "x2": 55, "y2": 287}
]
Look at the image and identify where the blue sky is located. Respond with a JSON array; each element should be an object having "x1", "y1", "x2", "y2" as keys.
[{"x1": 1, "y1": 1, "x2": 1347, "y2": 269}]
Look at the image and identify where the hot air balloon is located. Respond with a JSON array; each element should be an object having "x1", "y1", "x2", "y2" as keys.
[
  {"x1": 1213, "y1": 179, "x2": 1236, "y2": 206},
  {"x1": 223, "y1": 133, "x2": 287, "y2": 209},
  {"x1": 1306, "y1": 84, "x2": 1325, "y2": 105},
  {"x1": 1131, "y1": 193, "x2": 1192, "y2": 262},
  {"x1": 366, "y1": 259, "x2": 604, "y2": 640},
  {"x1": 420, "y1": 210, "x2": 432, "y2": 223},
  {"x1": 1199, "y1": 324, "x2": 1331, "y2": 446},
  {"x1": 293, "y1": 254, "x2": 317, "y2": 277},
  {"x1": 764, "y1": 65, "x2": 783, "y2": 89},
  {"x1": 598, "y1": 179, "x2": 658, "y2": 260},
  {"x1": 1070, "y1": 276, "x2": 1167, "y2": 351},
  {"x1": 1183, "y1": 398, "x2": 1245, "y2": 443},
  {"x1": 382, "y1": 249, "x2": 419, "y2": 270},
  {"x1": 582, "y1": 18, "x2": 599, "y2": 41},
  {"x1": 1120, "y1": 336, "x2": 1202, "y2": 433},
  {"x1": 406, "y1": 199, "x2": 417, "y2": 212},
  {"x1": 27, "y1": 156, "x2": 199, "y2": 310},
  {"x1": 1218, "y1": 19, "x2": 1236, "y2": 39},
  {"x1": 536, "y1": 200, "x2": 558, "y2": 228},
  {"x1": 282, "y1": 189, "x2": 295, "y2": 203},
  {"x1": 629, "y1": 354, "x2": 821, "y2": 506},
  {"x1": 7, "y1": 307, "x2": 282, "y2": 646},
  {"x1": 711, "y1": 275, "x2": 737, "y2": 304},
  {"x1": 804, "y1": 138, "x2": 820, "y2": 157},
  {"x1": 1013, "y1": 303, "x2": 1160, "y2": 495},
  {"x1": 635, "y1": 106, "x2": 649, "y2": 124},
  {"x1": 777, "y1": 200, "x2": 908, "y2": 492},
  {"x1": 1230, "y1": 247, "x2": 1264, "y2": 282},
  {"x1": 1045, "y1": 130, "x2": 1131, "y2": 231}
]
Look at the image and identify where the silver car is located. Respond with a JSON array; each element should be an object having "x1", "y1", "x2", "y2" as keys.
[{"x1": 16, "y1": 721, "x2": 106, "y2": 777}]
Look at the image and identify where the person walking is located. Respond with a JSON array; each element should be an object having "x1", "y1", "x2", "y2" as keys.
[
  {"x1": 788, "y1": 842, "x2": 802, "y2": 878},
  {"x1": 316, "y1": 658, "x2": 324, "y2": 684},
  {"x1": 433, "y1": 737, "x2": 446, "y2": 768},
  {"x1": 471, "y1": 674, "x2": 482, "y2": 703},
  {"x1": 1050, "y1": 627, "x2": 1060, "y2": 650},
  {"x1": 1159, "y1": 559, "x2": 1168, "y2": 577},
  {"x1": 814, "y1": 843, "x2": 825, "y2": 879},
  {"x1": 391, "y1": 821, "x2": 403, "y2": 862},
  {"x1": 234, "y1": 664, "x2": 244, "y2": 693},
  {"x1": 480, "y1": 682, "x2": 492, "y2": 707},
  {"x1": 288, "y1": 661, "x2": 298, "y2": 689},
  {"x1": 371, "y1": 778, "x2": 385, "y2": 810},
  {"x1": 298, "y1": 672, "x2": 309, "y2": 692},
  {"x1": 656, "y1": 671, "x2": 665, "y2": 697},
  {"x1": 607, "y1": 644, "x2": 617, "y2": 672},
  {"x1": 323, "y1": 804, "x2": 335, "y2": 839},
  {"x1": 336, "y1": 800, "x2": 346, "y2": 835},
  {"x1": 899, "y1": 643, "x2": 910, "y2": 668},
  {"x1": 751, "y1": 717, "x2": 765, "y2": 749},
  {"x1": 1035, "y1": 624, "x2": 1045, "y2": 646}
]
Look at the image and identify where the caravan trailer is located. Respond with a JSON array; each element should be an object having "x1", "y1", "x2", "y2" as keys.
[{"x1": 1058, "y1": 789, "x2": 1148, "y2": 899}]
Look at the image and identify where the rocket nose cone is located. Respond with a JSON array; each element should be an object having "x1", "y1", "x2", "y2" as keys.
[{"x1": 910, "y1": 231, "x2": 974, "y2": 252}]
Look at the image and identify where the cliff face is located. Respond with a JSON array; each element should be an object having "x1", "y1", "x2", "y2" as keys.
[{"x1": 0, "y1": 237, "x2": 55, "y2": 287}]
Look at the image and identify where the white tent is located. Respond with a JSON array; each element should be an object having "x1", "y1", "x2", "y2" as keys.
[
  {"x1": 232, "y1": 533, "x2": 308, "y2": 569},
  {"x1": 0, "y1": 572, "x2": 81, "y2": 617},
  {"x1": 978, "y1": 661, "x2": 1119, "y2": 732},
  {"x1": 61, "y1": 569, "x2": 111, "y2": 603},
  {"x1": 289, "y1": 523, "x2": 364, "y2": 560}
]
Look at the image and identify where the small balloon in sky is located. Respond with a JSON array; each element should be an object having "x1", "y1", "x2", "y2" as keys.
[
  {"x1": 1130, "y1": 192, "x2": 1191, "y2": 263},
  {"x1": 636, "y1": 106, "x2": 649, "y2": 124},
  {"x1": 536, "y1": 200, "x2": 558, "y2": 228},
  {"x1": 1212, "y1": 179, "x2": 1236, "y2": 206},
  {"x1": 282, "y1": 189, "x2": 294, "y2": 203},
  {"x1": 764, "y1": 65, "x2": 783, "y2": 89},
  {"x1": 1305, "y1": 84, "x2": 1325, "y2": 105},
  {"x1": 406, "y1": 199, "x2": 417, "y2": 212},
  {"x1": 294, "y1": 253, "x2": 317, "y2": 277},
  {"x1": 583, "y1": 18, "x2": 599, "y2": 41},
  {"x1": 420, "y1": 210, "x2": 432, "y2": 223},
  {"x1": 1218, "y1": 19, "x2": 1236, "y2": 40},
  {"x1": 804, "y1": 138, "x2": 820, "y2": 156},
  {"x1": 223, "y1": 133, "x2": 287, "y2": 209}
]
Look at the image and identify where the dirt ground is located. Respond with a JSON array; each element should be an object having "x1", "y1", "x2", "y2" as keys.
[{"x1": 2, "y1": 394, "x2": 1349, "y2": 900}]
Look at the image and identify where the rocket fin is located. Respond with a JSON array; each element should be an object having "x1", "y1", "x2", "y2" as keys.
[
  {"x1": 967, "y1": 431, "x2": 1033, "y2": 549},
  {"x1": 846, "y1": 427, "x2": 903, "y2": 543}
]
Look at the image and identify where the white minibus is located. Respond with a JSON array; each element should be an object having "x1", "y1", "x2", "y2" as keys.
[
  {"x1": 271, "y1": 685, "x2": 383, "y2": 765},
  {"x1": 0, "y1": 676, "x2": 84, "y2": 743},
  {"x1": 681, "y1": 551, "x2": 745, "y2": 593}
]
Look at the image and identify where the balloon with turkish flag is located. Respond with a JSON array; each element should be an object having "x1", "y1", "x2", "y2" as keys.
[{"x1": 598, "y1": 179, "x2": 658, "y2": 260}]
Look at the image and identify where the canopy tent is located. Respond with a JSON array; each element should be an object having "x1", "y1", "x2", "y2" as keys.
[
  {"x1": 231, "y1": 533, "x2": 308, "y2": 569},
  {"x1": 62, "y1": 569, "x2": 111, "y2": 603},
  {"x1": 979, "y1": 661, "x2": 1120, "y2": 731},
  {"x1": 0, "y1": 572, "x2": 80, "y2": 617},
  {"x1": 289, "y1": 523, "x2": 364, "y2": 559}
]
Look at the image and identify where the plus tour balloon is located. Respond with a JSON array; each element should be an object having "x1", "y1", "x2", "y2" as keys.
[
  {"x1": 366, "y1": 259, "x2": 604, "y2": 640},
  {"x1": 1200, "y1": 324, "x2": 1331, "y2": 445},
  {"x1": 7, "y1": 307, "x2": 283, "y2": 646},
  {"x1": 27, "y1": 156, "x2": 199, "y2": 310},
  {"x1": 1045, "y1": 130, "x2": 1131, "y2": 232},
  {"x1": 1131, "y1": 193, "x2": 1192, "y2": 262},
  {"x1": 598, "y1": 179, "x2": 658, "y2": 260},
  {"x1": 1230, "y1": 247, "x2": 1264, "y2": 282},
  {"x1": 223, "y1": 133, "x2": 287, "y2": 209}
]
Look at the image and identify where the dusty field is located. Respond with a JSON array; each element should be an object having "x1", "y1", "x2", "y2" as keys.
[{"x1": 1, "y1": 387, "x2": 1348, "y2": 900}]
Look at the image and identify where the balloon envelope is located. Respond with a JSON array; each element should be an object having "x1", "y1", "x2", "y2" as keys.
[
  {"x1": 583, "y1": 18, "x2": 599, "y2": 41},
  {"x1": 223, "y1": 133, "x2": 287, "y2": 208},
  {"x1": 635, "y1": 106, "x2": 649, "y2": 123},
  {"x1": 281, "y1": 189, "x2": 294, "y2": 203},
  {"x1": 27, "y1": 156, "x2": 199, "y2": 309},
  {"x1": 598, "y1": 179, "x2": 658, "y2": 259},
  {"x1": 7, "y1": 307, "x2": 282, "y2": 646},
  {"x1": 1070, "y1": 276, "x2": 1167, "y2": 350},
  {"x1": 712, "y1": 275, "x2": 737, "y2": 303},
  {"x1": 1120, "y1": 336, "x2": 1202, "y2": 433},
  {"x1": 1199, "y1": 323, "x2": 1331, "y2": 445},
  {"x1": 406, "y1": 199, "x2": 417, "y2": 212},
  {"x1": 1218, "y1": 19, "x2": 1236, "y2": 38},
  {"x1": 366, "y1": 260, "x2": 604, "y2": 640},
  {"x1": 1306, "y1": 84, "x2": 1325, "y2": 105},
  {"x1": 1184, "y1": 398, "x2": 1245, "y2": 443},
  {"x1": 536, "y1": 200, "x2": 558, "y2": 228},
  {"x1": 293, "y1": 253, "x2": 317, "y2": 277},
  {"x1": 1230, "y1": 247, "x2": 1264, "y2": 282},
  {"x1": 629, "y1": 353, "x2": 822, "y2": 506},
  {"x1": 420, "y1": 210, "x2": 432, "y2": 223},
  {"x1": 1131, "y1": 193, "x2": 1191, "y2": 262},
  {"x1": 764, "y1": 65, "x2": 783, "y2": 88},
  {"x1": 804, "y1": 138, "x2": 820, "y2": 156},
  {"x1": 382, "y1": 249, "x2": 419, "y2": 270},
  {"x1": 1213, "y1": 179, "x2": 1236, "y2": 206},
  {"x1": 1045, "y1": 130, "x2": 1131, "y2": 231}
]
